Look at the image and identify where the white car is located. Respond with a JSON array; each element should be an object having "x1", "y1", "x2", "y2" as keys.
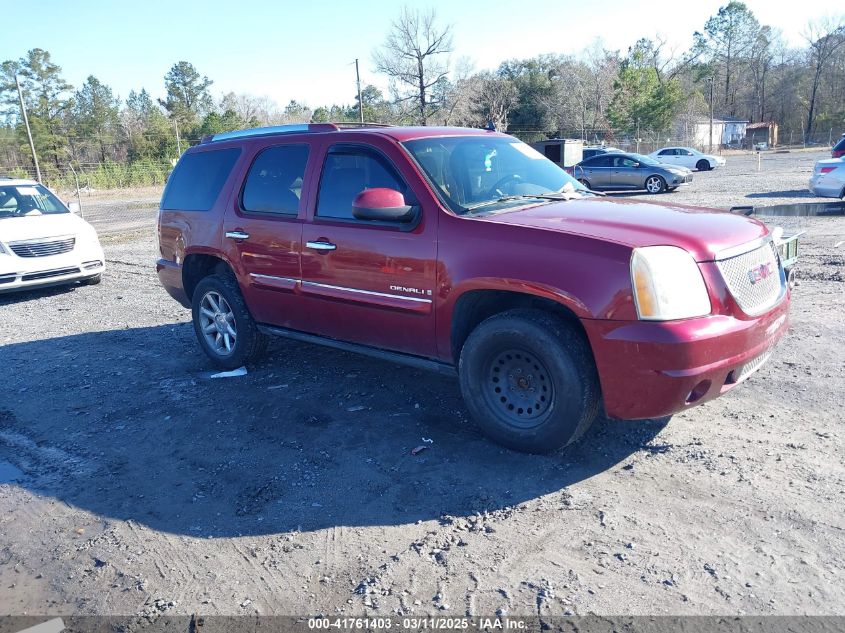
[
  {"x1": 808, "y1": 158, "x2": 845, "y2": 199},
  {"x1": 0, "y1": 179, "x2": 105, "y2": 293},
  {"x1": 649, "y1": 147, "x2": 726, "y2": 171}
]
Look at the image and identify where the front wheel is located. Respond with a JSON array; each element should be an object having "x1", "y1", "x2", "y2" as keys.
[
  {"x1": 578, "y1": 178, "x2": 591, "y2": 189},
  {"x1": 458, "y1": 309, "x2": 601, "y2": 454},
  {"x1": 696, "y1": 159, "x2": 711, "y2": 171},
  {"x1": 192, "y1": 273, "x2": 268, "y2": 369},
  {"x1": 645, "y1": 175, "x2": 667, "y2": 193}
]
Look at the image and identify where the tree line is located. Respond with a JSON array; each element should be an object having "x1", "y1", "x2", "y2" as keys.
[{"x1": 1, "y1": 2, "x2": 843, "y2": 188}]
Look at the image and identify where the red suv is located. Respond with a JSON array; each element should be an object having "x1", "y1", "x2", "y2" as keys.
[{"x1": 157, "y1": 124, "x2": 789, "y2": 453}]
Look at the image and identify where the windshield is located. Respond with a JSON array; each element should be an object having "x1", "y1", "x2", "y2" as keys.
[
  {"x1": 402, "y1": 136, "x2": 589, "y2": 214},
  {"x1": 0, "y1": 184, "x2": 68, "y2": 219}
]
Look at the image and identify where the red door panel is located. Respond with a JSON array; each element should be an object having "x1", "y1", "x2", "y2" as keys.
[
  {"x1": 299, "y1": 138, "x2": 439, "y2": 358},
  {"x1": 221, "y1": 141, "x2": 312, "y2": 329}
]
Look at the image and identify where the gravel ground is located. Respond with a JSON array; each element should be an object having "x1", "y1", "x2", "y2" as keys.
[{"x1": 0, "y1": 150, "x2": 843, "y2": 620}]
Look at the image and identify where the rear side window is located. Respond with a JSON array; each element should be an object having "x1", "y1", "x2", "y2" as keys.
[
  {"x1": 316, "y1": 147, "x2": 408, "y2": 221},
  {"x1": 834, "y1": 137, "x2": 845, "y2": 151},
  {"x1": 241, "y1": 144, "x2": 310, "y2": 216},
  {"x1": 582, "y1": 155, "x2": 611, "y2": 167},
  {"x1": 658, "y1": 149, "x2": 674, "y2": 156},
  {"x1": 161, "y1": 148, "x2": 240, "y2": 211}
]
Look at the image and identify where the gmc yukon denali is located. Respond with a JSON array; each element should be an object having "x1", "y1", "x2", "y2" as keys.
[{"x1": 156, "y1": 124, "x2": 789, "y2": 453}]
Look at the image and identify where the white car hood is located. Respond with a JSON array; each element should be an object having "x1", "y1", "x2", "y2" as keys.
[{"x1": 0, "y1": 212, "x2": 93, "y2": 243}]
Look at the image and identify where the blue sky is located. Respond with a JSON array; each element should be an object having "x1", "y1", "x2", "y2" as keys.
[{"x1": 4, "y1": 0, "x2": 843, "y2": 108}]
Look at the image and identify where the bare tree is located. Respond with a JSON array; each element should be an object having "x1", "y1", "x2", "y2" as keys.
[
  {"x1": 373, "y1": 7, "x2": 453, "y2": 125},
  {"x1": 803, "y1": 16, "x2": 845, "y2": 141}
]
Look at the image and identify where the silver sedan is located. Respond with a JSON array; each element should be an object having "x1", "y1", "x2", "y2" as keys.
[
  {"x1": 808, "y1": 158, "x2": 845, "y2": 198},
  {"x1": 572, "y1": 152, "x2": 692, "y2": 194}
]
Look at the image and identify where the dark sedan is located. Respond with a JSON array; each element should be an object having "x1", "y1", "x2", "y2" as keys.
[{"x1": 571, "y1": 152, "x2": 693, "y2": 194}]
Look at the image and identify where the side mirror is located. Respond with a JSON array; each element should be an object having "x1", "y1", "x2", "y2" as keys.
[
  {"x1": 352, "y1": 188, "x2": 414, "y2": 222},
  {"x1": 67, "y1": 201, "x2": 80, "y2": 214},
  {"x1": 632, "y1": 162, "x2": 641, "y2": 168}
]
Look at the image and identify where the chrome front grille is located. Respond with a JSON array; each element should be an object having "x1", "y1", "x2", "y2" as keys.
[
  {"x1": 716, "y1": 240, "x2": 784, "y2": 315},
  {"x1": 9, "y1": 236, "x2": 75, "y2": 258}
]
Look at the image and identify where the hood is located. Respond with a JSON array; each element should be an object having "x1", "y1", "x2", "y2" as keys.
[
  {"x1": 0, "y1": 212, "x2": 92, "y2": 243},
  {"x1": 481, "y1": 197, "x2": 767, "y2": 262}
]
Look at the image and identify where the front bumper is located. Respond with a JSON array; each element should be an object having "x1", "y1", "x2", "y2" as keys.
[
  {"x1": 582, "y1": 295, "x2": 790, "y2": 420},
  {"x1": 668, "y1": 173, "x2": 693, "y2": 187},
  {"x1": 0, "y1": 245, "x2": 105, "y2": 294}
]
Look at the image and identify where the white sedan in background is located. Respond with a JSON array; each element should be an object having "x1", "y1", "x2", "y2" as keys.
[
  {"x1": 649, "y1": 147, "x2": 726, "y2": 171},
  {"x1": 0, "y1": 179, "x2": 105, "y2": 293},
  {"x1": 808, "y1": 158, "x2": 845, "y2": 199}
]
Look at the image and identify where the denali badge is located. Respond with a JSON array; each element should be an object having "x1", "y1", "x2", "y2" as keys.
[
  {"x1": 390, "y1": 285, "x2": 432, "y2": 296},
  {"x1": 747, "y1": 262, "x2": 773, "y2": 285}
]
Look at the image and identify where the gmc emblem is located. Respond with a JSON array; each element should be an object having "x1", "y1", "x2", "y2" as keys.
[{"x1": 747, "y1": 262, "x2": 773, "y2": 284}]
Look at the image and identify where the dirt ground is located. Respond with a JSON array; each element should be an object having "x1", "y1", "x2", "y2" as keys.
[{"x1": 0, "y1": 151, "x2": 843, "y2": 619}]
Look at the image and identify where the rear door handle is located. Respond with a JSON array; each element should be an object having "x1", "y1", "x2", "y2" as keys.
[
  {"x1": 225, "y1": 231, "x2": 250, "y2": 240},
  {"x1": 306, "y1": 240, "x2": 337, "y2": 251}
]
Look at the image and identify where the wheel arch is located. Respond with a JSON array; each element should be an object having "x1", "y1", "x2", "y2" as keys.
[
  {"x1": 182, "y1": 252, "x2": 235, "y2": 301},
  {"x1": 449, "y1": 288, "x2": 591, "y2": 365}
]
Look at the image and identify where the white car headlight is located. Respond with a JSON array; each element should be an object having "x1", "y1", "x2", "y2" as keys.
[{"x1": 630, "y1": 246, "x2": 712, "y2": 320}]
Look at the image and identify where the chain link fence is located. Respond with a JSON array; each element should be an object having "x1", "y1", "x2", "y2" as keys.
[{"x1": 4, "y1": 160, "x2": 172, "y2": 192}]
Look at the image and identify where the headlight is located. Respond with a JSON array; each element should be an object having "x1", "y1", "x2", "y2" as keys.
[
  {"x1": 0, "y1": 243, "x2": 8, "y2": 255},
  {"x1": 630, "y1": 246, "x2": 712, "y2": 320}
]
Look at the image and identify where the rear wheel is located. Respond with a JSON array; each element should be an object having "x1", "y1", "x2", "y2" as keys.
[
  {"x1": 645, "y1": 175, "x2": 667, "y2": 193},
  {"x1": 458, "y1": 309, "x2": 600, "y2": 454},
  {"x1": 696, "y1": 159, "x2": 711, "y2": 171},
  {"x1": 192, "y1": 273, "x2": 268, "y2": 369}
]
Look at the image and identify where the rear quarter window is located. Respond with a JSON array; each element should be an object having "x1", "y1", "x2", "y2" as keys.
[
  {"x1": 833, "y1": 137, "x2": 845, "y2": 151},
  {"x1": 161, "y1": 148, "x2": 241, "y2": 211}
]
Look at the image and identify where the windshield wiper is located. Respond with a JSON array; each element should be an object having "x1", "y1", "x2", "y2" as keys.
[
  {"x1": 463, "y1": 188, "x2": 603, "y2": 214},
  {"x1": 463, "y1": 195, "x2": 527, "y2": 212}
]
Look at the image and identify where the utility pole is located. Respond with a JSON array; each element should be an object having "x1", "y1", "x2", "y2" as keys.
[
  {"x1": 16, "y1": 75, "x2": 42, "y2": 183},
  {"x1": 174, "y1": 119, "x2": 182, "y2": 155},
  {"x1": 355, "y1": 59, "x2": 364, "y2": 124},
  {"x1": 708, "y1": 76, "x2": 714, "y2": 154},
  {"x1": 636, "y1": 118, "x2": 640, "y2": 154}
]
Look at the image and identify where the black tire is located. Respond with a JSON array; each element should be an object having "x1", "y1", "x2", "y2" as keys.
[
  {"x1": 81, "y1": 274, "x2": 101, "y2": 286},
  {"x1": 191, "y1": 272, "x2": 268, "y2": 370},
  {"x1": 578, "y1": 178, "x2": 591, "y2": 189},
  {"x1": 696, "y1": 159, "x2": 711, "y2": 171},
  {"x1": 458, "y1": 309, "x2": 601, "y2": 454},
  {"x1": 644, "y1": 175, "x2": 667, "y2": 193}
]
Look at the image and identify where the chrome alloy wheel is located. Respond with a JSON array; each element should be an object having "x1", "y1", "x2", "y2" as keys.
[
  {"x1": 645, "y1": 176, "x2": 665, "y2": 193},
  {"x1": 199, "y1": 290, "x2": 237, "y2": 355}
]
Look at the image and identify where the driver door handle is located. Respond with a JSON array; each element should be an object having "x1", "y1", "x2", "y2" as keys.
[
  {"x1": 306, "y1": 240, "x2": 337, "y2": 251},
  {"x1": 225, "y1": 230, "x2": 250, "y2": 240}
]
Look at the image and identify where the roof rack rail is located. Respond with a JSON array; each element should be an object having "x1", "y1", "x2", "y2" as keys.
[
  {"x1": 203, "y1": 123, "x2": 338, "y2": 144},
  {"x1": 202, "y1": 121, "x2": 395, "y2": 144},
  {"x1": 329, "y1": 122, "x2": 394, "y2": 128}
]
